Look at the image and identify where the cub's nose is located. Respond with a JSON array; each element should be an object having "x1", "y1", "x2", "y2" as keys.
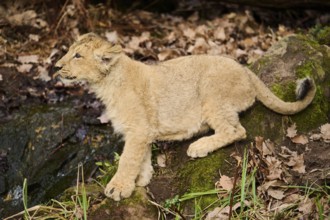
[{"x1": 53, "y1": 65, "x2": 62, "y2": 72}]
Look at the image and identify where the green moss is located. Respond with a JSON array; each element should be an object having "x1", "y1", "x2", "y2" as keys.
[
  {"x1": 271, "y1": 82, "x2": 296, "y2": 101},
  {"x1": 177, "y1": 148, "x2": 234, "y2": 209},
  {"x1": 292, "y1": 85, "x2": 329, "y2": 132},
  {"x1": 310, "y1": 25, "x2": 330, "y2": 45},
  {"x1": 178, "y1": 149, "x2": 230, "y2": 193},
  {"x1": 296, "y1": 60, "x2": 325, "y2": 80},
  {"x1": 89, "y1": 187, "x2": 157, "y2": 218}
]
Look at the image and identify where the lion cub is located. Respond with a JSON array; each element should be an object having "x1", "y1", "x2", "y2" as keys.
[{"x1": 55, "y1": 33, "x2": 315, "y2": 201}]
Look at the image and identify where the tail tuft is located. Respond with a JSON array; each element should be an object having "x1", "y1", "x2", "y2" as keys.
[{"x1": 296, "y1": 78, "x2": 313, "y2": 100}]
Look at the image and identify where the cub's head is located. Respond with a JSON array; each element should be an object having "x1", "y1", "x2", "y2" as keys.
[{"x1": 54, "y1": 33, "x2": 122, "y2": 84}]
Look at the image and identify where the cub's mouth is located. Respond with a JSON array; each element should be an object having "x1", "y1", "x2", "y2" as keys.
[
  {"x1": 63, "y1": 75, "x2": 77, "y2": 80},
  {"x1": 53, "y1": 72, "x2": 77, "y2": 80}
]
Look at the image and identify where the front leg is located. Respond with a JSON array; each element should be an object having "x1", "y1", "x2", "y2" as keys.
[{"x1": 104, "y1": 134, "x2": 150, "y2": 201}]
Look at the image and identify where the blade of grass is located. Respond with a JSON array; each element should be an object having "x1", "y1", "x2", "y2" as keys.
[
  {"x1": 240, "y1": 148, "x2": 249, "y2": 212},
  {"x1": 23, "y1": 178, "x2": 30, "y2": 220}
]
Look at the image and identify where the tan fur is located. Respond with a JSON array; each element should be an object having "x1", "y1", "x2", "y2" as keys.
[{"x1": 55, "y1": 33, "x2": 316, "y2": 201}]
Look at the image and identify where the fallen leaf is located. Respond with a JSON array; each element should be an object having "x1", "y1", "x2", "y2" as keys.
[
  {"x1": 283, "y1": 193, "x2": 301, "y2": 203},
  {"x1": 105, "y1": 31, "x2": 119, "y2": 44},
  {"x1": 286, "y1": 153, "x2": 306, "y2": 174},
  {"x1": 97, "y1": 112, "x2": 110, "y2": 124},
  {"x1": 34, "y1": 66, "x2": 51, "y2": 82},
  {"x1": 183, "y1": 27, "x2": 196, "y2": 39},
  {"x1": 265, "y1": 156, "x2": 283, "y2": 180},
  {"x1": 268, "y1": 188, "x2": 285, "y2": 200},
  {"x1": 214, "y1": 27, "x2": 226, "y2": 41},
  {"x1": 291, "y1": 135, "x2": 309, "y2": 145},
  {"x1": 218, "y1": 175, "x2": 233, "y2": 191},
  {"x1": 45, "y1": 49, "x2": 60, "y2": 64},
  {"x1": 286, "y1": 123, "x2": 297, "y2": 138},
  {"x1": 230, "y1": 152, "x2": 242, "y2": 166},
  {"x1": 17, "y1": 64, "x2": 33, "y2": 73},
  {"x1": 188, "y1": 37, "x2": 209, "y2": 54},
  {"x1": 255, "y1": 136, "x2": 264, "y2": 153},
  {"x1": 320, "y1": 123, "x2": 330, "y2": 142},
  {"x1": 262, "y1": 139, "x2": 275, "y2": 157},
  {"x1": 309, "y1": 133, "x2": 322, "y2": 141},
  {"x1": 259, "y1": 180, "x2": 283, "y2": 192},
  {"x1": 298, "y1": 198, "x2": 313, "y2": 215},
  {"x1": 157, "y1": 49, "x2": 179, "y2": 61},
  {"x1": 205, "y1": 201, "x2": 250, "y2": 220},
  {"x1": 270, "y1": 202, "x2": 294, "y2": 212},
  {"x1": 17, "y1": 55, "x2": 39, "y2": 64},
  {"x1": 156, "y1": 154, "x2": 166, "y2": 167},
  {"x1": 205, "y1": 206, "x2": 229, "y2": 220},
  {"x1": 127, "y1": 32, "x2": 150, "y2": 52},
  {"x1": 28, "y1": 34, "x2": 39, "y2": 42}
]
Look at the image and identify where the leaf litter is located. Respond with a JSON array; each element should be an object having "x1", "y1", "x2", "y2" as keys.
[{"x1": 208, "y1": 126, "x2": 330, "y2": 219}]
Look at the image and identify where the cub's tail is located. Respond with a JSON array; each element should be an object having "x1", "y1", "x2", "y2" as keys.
[{"x1": 245, "y1": 68, "x2": 316, "y2": 115}]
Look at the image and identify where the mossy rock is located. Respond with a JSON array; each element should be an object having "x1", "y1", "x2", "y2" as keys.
[
  {"x1": 88, "y1": 187, "x2": 157, "y2": 220},
  {"x1": 310, "y1": 25, "x2": 330, "y2": 45},
  {"x1": 157, "y1": 34, "x2": 330, "y2": 216},
  {"x1": 243, "y1": 34, "x2": 330, "y2": 142}
]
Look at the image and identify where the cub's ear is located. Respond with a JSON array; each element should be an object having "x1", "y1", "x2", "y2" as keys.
[{"x1": 94, "y1": 44, "x2": 122, "y2": 70}]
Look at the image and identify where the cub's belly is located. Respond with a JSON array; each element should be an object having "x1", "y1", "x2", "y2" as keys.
[{"x1": 156, "y1": 115, "x2": 208, "y2": 141}]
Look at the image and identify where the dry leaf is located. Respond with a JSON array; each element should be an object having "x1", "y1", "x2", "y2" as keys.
[
  {"x1": 298, "y1": 198, "x2": 313, "y2": 215},
  {"x1": 270, "y1": 202, "x2": 294, "y2": 212},
  {"x1": 29, "y1": 34, "x2": 39, "y2": 42},
  {"x1": 268, "y1": 188, "x2": 285, "y2": 200},
  {"x1": 188, "y1": 37, "x2": 209, "y2": 54},
  {"x1": 97, "y1": 112, "x2": 110, "y2": 124},
  {"x1": 17, "y1": 64, "x2": 33, "y2": 73},
  {"x1": 127, "y1": 32, "x2": 150, "y2": 51},
  {"x1": 286, "y1": 153, "x2": 306, "y2": 173},
  {"x1": 214, "y1": 27, "x2": 226, "y2": 41},
  {"x1": 157, "y1": 49, "x2": 179, "y2": 61},
  {"x1": 265, "y1": 156, "x2": 283, "y2": 180},
  {"x1": 105, "y1": 31, "x2": 119, "y2": 44},
  {"x1": 262, "y1": 139, "x2": 275, "y2": 157},
  {"x1": 205, "y1": 201, "x2": 250, "y2": 220},
  {"x1": 310, "y1": 133, "x2": 322, "y2": 141},
  {"x1": 291, "y1": 135, "x2": 309, "y2": 145},
  {"x1": 156, "y1": 154, "x2": 166, "y2": 168},
  {"x1": 255, "y1": 136, "x2": 264, "y2": 152},
  {"x1": 320, "y1": 123, "x2": 330, "y2": 142},
  {"x1": 230, "y1": 152, "x2": 242, "y2": 166},
  {"x1": 286, "y1": 123, "x2": 297, "y2": 138},
  {"x1": 218, "y1": 175, "x2": 233, "y2": 191},
  {"x1": 17, "y1": 55, "x2": 39, "y2": 64},
  {"x1": 259, "y1": 180, "x2": 283, "y2": 192},
  {"x1": 183, "y1": 27, "x2": 196, "y2": 39},
  {"x1": 283, "y1": 193, "x2": 301, "y2": 203},
  {"x1": 35, "y1": 66, "x2": 51, "y2": 82},
  {"x1": 205, "y1": 206, "x2": 229, "y2": 220}
]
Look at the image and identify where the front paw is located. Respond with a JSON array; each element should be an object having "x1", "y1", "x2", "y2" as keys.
[
  {"x1": 136, "y1": 165, "x2": 154, "y2": 187},
  {"x1": 104, "y1": 177, "x2": 135, "y2": 201},
  {"x1": 187, "y1": 140, "x2": 209, "y2": 158}
]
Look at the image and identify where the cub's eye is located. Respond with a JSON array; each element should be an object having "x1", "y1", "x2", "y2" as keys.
[{"x1": 74, "y1": 53, "x2": 82, "y2": 58}]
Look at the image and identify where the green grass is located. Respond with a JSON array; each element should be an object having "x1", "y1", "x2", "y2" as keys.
[
  {"x1": 5, "y1": 164, "x2": 91, "y2": 220},
  {"x1": 149, "y1": 146, "x2": 329, "y2": 220}
]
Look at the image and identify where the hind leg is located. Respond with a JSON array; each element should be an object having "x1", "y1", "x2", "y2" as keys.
[
  {"x1": 136, "y1": 146, "x2": 154, "y2": 187},
  {"x1": 187, "y1": 109, "x2": 246, "y2": 158}
]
